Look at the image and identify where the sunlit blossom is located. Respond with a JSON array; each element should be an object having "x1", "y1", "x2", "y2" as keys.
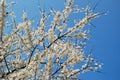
[{"x1": 0, "y1": 0, "x2": 102, "y2": 79}]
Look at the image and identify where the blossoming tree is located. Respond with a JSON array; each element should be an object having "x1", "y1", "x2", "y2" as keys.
[{"x1": 0, "y1": 0, "x2": 103, "y2": 80}]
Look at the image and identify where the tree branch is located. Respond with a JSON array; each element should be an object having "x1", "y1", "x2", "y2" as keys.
[{"x1": 4, "y1": 57, "x2": 10, "y2": 73}]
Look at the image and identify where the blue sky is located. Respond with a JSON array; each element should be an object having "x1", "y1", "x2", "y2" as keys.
[{"x1": 7, "y1": 0, "x2": 120, "y2": 80}]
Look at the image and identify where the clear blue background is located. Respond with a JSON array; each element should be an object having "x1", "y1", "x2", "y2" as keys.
[{"x1": 7, "y1": 0, "x2": 120, "y2": 80}]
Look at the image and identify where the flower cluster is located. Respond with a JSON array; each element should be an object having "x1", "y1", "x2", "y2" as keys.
[{"x1": 0, "y1": 0, "x2": 103, "y2": 80}]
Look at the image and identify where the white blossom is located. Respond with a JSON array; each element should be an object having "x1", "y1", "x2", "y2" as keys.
[{"x1": 0, "y1": 0, "x2": 103, "y2": 79}]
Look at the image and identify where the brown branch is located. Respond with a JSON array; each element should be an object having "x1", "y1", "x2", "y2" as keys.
[
  {"x1": 4, "y1": 57, "x2": 10, "y2": 73},
  {"x1": 28, "y1": 45, "x2": 38, "y2": 64},
  {"x1": 1, "y1": 65, "x2": 26, "y2": 78},
  {"x1": 28, "y1": 37, "x2": 45, "y2": 64},
  {"x1": 51, "y1": 65, "x2": 63, "y2": 77},
  {"x1": 0, "y1": 0, "x2": 6, "y2": 41},
  {"x1": 47, "y1": 31, "x2": 69, "y2": 48}
]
